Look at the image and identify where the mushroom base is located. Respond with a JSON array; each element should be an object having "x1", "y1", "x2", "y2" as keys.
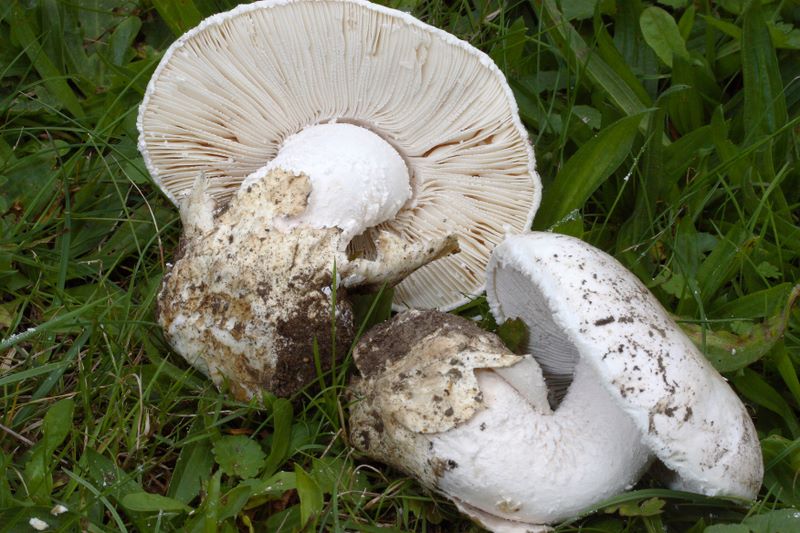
[
  {"x1": 158, "y1": 163, "x2": 460, "y2": 400},
  {"x1": 157, "y1": 169, "x2": 354, "y2": 399}
]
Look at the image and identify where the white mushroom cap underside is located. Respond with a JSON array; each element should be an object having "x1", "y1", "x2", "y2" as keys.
[
  {"x1": 486, "y1": 232, "x2": 763, "y2": 499},
  {"x1": 137, "y1": 0, "x2": 540, "y2": 311}
]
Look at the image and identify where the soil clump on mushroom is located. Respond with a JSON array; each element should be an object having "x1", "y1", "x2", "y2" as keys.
[{"x1": 158, "y1": 169, "x2": 354, "y2": 399}]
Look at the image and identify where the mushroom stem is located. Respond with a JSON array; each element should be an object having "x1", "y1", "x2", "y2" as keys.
[
  {"x1": 158, "y1": 169, "x2": 354, "y2": 400},
  {"x1": 348, "y1": 311, "x2": 651, "y2": 531},
  {"x1": 241, "y1": 123, "x2": 412, "y2": 243},
  {"x1": 432, "y1": 356, "x2": 651, "y2": 526}
]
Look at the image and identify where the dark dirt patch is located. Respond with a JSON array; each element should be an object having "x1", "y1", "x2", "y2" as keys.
[
  {"x1": 271, "y1": 291, "x2": 354, "y2": 397},
  {"x1": 354, "y1": 310, "x2": 502, "y2": 378},
  {"x1": 594, "y1": 316, "x2": 616, "y2": 326}
]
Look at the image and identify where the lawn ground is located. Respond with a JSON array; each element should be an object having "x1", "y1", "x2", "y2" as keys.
[{"x1": 1, "y1": 0, "x2": 799, "y2": 531}]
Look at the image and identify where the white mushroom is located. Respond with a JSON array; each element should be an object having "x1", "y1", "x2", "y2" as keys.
[
  {"x1": 138, "y1": 0, "x2": 540, "y2": 312},
  {"x1": 157, "y1": 137, "x2": 456, "y2": 399},
  {"x1": 141, "y1": 0, "x2": 542, "y2": 399},
  {"x1": 486, "y1": 232, "x2": 763, "y2": 499},
  {"x1": 349, "y1": 310, "x2": 651, "y2": 532},
  {"x1": 349, "y1": 234, "x2": 764, "y2": 530}
]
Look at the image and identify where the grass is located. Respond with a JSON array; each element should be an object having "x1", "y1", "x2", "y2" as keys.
[{"x1": 0, "y1": 0, "x2": 798, "y2": 531}]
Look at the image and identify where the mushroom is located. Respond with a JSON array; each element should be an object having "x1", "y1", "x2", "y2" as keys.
[
  {"x1": 156, "y1": 136, "x2": 457, "y2": 399},
  {"x1": 139, "y1": 0, "x2": 540, "y2": 398},
  {"x1": 138, "y1": 0, "x2": 540, "y2": 312},
  {"x1": 486, "y1": 232, "x2": 763, "y2": 499},
  {"x1": 348, "y1": 310, "x2": 651, "y2": 532},
  {"x1": 348, "y1": 233, "x2": 763, "y2": 531}
]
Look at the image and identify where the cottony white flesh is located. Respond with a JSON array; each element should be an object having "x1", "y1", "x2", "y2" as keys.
[
  {"x1": 433, "y1": 357, "x2": 651, "y2": 527},
  {"x1": 237, "y1": 122, "x2": 457, "y2": 285},
  {"x1": 241, "y1": 122, "x2": 411, "y2": 243}
]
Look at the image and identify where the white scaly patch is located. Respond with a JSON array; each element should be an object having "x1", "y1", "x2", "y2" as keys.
[{"x1": 29, "y1": 518, "x2": 49, "y2": 531}]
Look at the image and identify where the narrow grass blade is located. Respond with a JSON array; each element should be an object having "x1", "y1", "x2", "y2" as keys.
[
  {"x1": 774, "y1": 343, "x2": 800, "y2": 407},
  {"x1": 733, "y1": 369, "x2": 800, "y2": 437},
  {"x1": 741, "y1": 0, "x2": 788, "y2": 147},
  {"x1": 535, "y1": 112, "x2": 646, "y2": 230},
  {"x1": 593, "y1": 10, "x2": 653, "y2": 109},
  {"x1": 0, "y1": 299, "x2": 103, "y2": 351},
  {"x1": 683, "y1": 224, "x2": 752, "y2": 314},
  {"x1": 533, "y1": 0, "x2": 651, "y2": 121},
  {"x1": 8, "y1": 5, "x2": 84, "y2": 118}
]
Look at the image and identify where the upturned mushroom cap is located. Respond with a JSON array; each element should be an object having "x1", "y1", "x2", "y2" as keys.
[
  {"x1": 486, "y1": 232, "x2": 763, "y2": 499},
  {"x1": 137, "y1": 0, "x2": 540, "y2": 311},
  {"x1": 349, "y1": 310, "x2": 651, "y2": 531}
]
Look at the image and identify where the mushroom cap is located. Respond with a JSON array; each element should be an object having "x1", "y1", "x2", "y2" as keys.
[
  {"x1": 137, "y1": 0, "x2": 540, "y2": 311},
  {"x1": 486, "y1": 232, "x2": 763, "y2": 499}
]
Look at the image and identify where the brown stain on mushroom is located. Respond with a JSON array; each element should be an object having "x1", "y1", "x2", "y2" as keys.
[
  {"x1": 354, "y1": 310, "x2": 506, "y2": 379},
  {"x1": 348, "y1": 310, "x2": 520, "y2": 488},
  {"x1": 430, "y1": 456, "x2": 459, "y2": 480}
]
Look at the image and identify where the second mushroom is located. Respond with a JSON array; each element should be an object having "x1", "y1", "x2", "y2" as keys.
[{"x1": 349, "y1": 232, "x2": 763, "y2": 532}]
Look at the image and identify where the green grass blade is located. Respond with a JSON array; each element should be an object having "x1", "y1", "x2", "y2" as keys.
[
  {"x1": 593, "y1": 10, "x2": 653, "y2": 109},
  {"x1": 0, "y1": 298, "x2": 103, "y2": 351},
  {"x1": 11, "y1": 328, "x2": 91, "y2": 427},
  {"x1": 535, "y1": 112, "x2": 647, "y2": 230},
  {"x1": 741, "y1": 0, "x2": 788, "y2": 146},
  {"x1": 295, "y1": 463, "x2": 324, "y2": 527},
  {"x1": 733, "y1": 368, "x2": 800, "y2": 438},
  {"x1": 774, "y1": 343, "x2": 800, "y2": 407},
  {"x1": 167, "y1": 419, "x2": 215, "y2": 504},
  {"x1": 261, "y1": 398, "x2": 293, "y2": 478},
  {"x1": 152, "y1": 0, "x2": 204, "y2": 37},
  {"x1": 121, "y1": 492, "x2": 191, "y2": 513},
  {"x1": 8, "y1": 5, "x2": 84, "y2": 118},
  {"x1": 533, "y1": 0, "x2": 651, "y2": 121}
]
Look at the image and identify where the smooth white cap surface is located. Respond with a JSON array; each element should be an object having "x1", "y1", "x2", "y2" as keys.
[
  {"x1": 486, "y1": 232, "x2": 763, "y2": 499},
  {"x1": 137, "y1": 0, "x2": 540, "y2": 311}
]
